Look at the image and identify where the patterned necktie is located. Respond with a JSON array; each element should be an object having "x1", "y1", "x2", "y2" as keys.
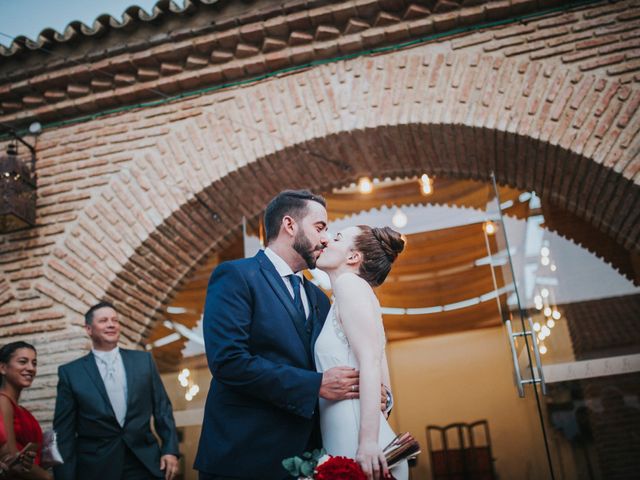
[{"x1": 99, "y1": 353, "x2": 127, "y2": 427}]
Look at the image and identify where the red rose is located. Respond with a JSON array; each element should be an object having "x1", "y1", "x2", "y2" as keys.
[{"x1": 314, "y1": 456, "x2": 366, "y2": 480}]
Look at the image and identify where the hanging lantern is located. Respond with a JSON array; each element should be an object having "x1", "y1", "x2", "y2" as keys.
[{"x1": 0, "y1": 143, "x2": 36, "y2": 232}]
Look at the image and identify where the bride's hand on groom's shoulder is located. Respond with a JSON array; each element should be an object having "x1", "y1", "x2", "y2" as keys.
[
  {"x1": 356, "y1": 441, "x2": 391, "y2": 480},
  {"x1": 319, "y1": 366, "x2": 359, "y2": 401}
]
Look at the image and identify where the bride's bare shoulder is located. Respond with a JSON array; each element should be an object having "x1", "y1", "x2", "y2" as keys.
[
  {"x1": 333, "y1": 273, "x2": 377, "y2": 308},
  {"x1": 333, "y1": 272, "x2": 370, "y2": 291}
]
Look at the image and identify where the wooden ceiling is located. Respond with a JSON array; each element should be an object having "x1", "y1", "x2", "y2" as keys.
[{"x1": 148, "y1": 178, "x2": 527, "y2": 370}]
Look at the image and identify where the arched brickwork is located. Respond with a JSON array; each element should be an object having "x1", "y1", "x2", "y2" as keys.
[
  {"x1": 35, "y1": 50, "x2": 640, "y2": 337},
  {"x1": 1, "y1": 28, "x2": 639, "y2": 417}
]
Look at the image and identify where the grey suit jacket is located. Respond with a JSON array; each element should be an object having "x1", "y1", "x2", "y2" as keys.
[{"x1": 53, "y1": 349, "x2": 179, "y2": 480}]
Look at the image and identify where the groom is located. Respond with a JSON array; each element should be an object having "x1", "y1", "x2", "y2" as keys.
[{"x1": 194, "y1": 190, "x2": 360, "y2": 480}]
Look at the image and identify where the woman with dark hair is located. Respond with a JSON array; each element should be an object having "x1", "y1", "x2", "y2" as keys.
[
  {"x1": 315, "y1": 225, "x2": 408, "y2": 480},
  {"x1": 0, "y1": 342, "x2": 51, "y2": 480}
]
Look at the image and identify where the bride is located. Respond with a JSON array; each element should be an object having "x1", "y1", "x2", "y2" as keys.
[{"x1": 315, "y1": 225, "x2": 408, "y2": 480}]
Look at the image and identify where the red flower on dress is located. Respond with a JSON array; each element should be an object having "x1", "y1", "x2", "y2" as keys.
[{"x1": 314, "y1": 456, "x2": 367, "y2": 480}]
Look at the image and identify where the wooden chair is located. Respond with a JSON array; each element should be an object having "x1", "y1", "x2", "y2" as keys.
[{"x1": 426, "y1": 420, "x2": 496, "y2": 480}]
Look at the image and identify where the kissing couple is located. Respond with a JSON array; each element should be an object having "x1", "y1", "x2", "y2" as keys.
[{"x1": 194, "y1": 189, "x2": 408, "y2": 480}]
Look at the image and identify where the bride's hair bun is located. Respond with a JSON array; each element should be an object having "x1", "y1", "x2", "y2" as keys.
[
  {"x1": 372, "y1": 226, "x2": 405, "y2": 262},
  {"x1": 354, "y1": 225, "x2": 405, "y2": 287}
]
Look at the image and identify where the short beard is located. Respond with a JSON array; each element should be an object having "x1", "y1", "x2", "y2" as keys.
[{"x1": 293, "y1": 230, "x2": 319, "y2": 270}]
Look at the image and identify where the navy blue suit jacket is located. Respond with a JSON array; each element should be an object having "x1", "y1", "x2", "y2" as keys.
[
  {"x1": 53, "y1": 349, "x2": 179, "y2": 480},
  {"x1": 194, "y1": 250, "x2": 331, "y2": 479}
]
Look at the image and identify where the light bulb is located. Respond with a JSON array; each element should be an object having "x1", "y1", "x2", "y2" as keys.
[
  {"x1": 541, "y1": 288, "x2": 549, "y2": 298},
  {"x1": 546, "y1": 319, "x2": 555, "y2": 328},
  {"x1": 420, "y1": 174, "x2": 432, "y2": 195},
  {"x1": 552, "y1": 310, "x2": 561, "y2": 320},
  {"x1": 541, "y1": 256, "x2": 550, "y2": 266},
  {"x1": 539, "y1": 345, "x2": 547, "y2": 355},
  {"x1": 358, "y1": 177, "x2": 373, "y2": 194},
  {"x1": 29, "y1": 122, "x2": 42, "y2": 134},
  {"x1": 550, "y1": 264, "x2": 557, "y2": 272},
  {"x1": 541, "y1": 247, "x2": 550, "y2": 257},
  {"x1": 483, "y1": 221, "x2": 496, "y2": 235},
  {"x1": 541, "y1": 325, "x2": 551, "y2": 336},
  {"x1": 533, "y1": 322, "x2": 541, "y2": 332},
  {"x1": 543, "y1": 306, "x2": 552, "y2": 317},
  {"x1": 392, "y1": 209, "x2": 408, "y2": 228}
]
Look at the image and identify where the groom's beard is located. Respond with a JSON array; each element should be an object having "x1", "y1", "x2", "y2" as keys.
[{"x1": 293, "y1": 230, "x2": 321, "y2": 270}]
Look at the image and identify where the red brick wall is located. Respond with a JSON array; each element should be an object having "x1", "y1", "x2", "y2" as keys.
[{"x1": 0, "y1": 0, "x2": 638, "y2": 422}]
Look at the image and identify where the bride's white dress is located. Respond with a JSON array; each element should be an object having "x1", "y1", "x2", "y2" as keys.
[{"x1": 314, "y1": 304, "x2": 409, "y2": 479}]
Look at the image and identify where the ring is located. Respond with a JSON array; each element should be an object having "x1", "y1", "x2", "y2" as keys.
[{"x1": 351, "y1": 385, "x2": 356, "y2": 392}]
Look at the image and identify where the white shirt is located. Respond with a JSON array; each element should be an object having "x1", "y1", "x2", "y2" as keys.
[
  {"x1": 92, "y1": 346, "x2": 128, "y2": 425},
  {"x1": 264, "y1": 247, "x2": 310, "y2": 317}
]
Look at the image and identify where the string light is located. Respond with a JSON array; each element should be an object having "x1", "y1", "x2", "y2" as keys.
[
  {"x1": 543, "y1": 306, "x2": 552, "y2": 317},
  {"x1": 552, "y1": 310, "x2": 561, "y2": 320},
  {"x1": 539, "y1": 345, "x2": 547, "y2": 355},
  {"x1": 541, "y1": 288, "x2": 549, "y2": 298},
  {"x1": 178, "y1": 368, "x2": 200, "y2": 401},
  {"x1": 178, "y1": 368, "x2": 190, "y2": 387},
  {"x1": 550, "y1": 264, "x2": 557, "y2": 272},
  {"x1": 534, "y1": 295, "x2": 543, "y2": 310},
  {"x1": 546, "y1": 319, "x2": 555, "y2": 328},
  {"x1": 185, "y1": 384, "x2": 200, "y2": 401}
]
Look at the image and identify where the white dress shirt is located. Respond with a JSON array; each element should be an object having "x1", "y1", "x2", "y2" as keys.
[
  {"x1": 92, "y1": 346, "x2": 128, "y2": 426},
  {"x1": 264, "y1": 247, "x2": 310, "y2": 317}
]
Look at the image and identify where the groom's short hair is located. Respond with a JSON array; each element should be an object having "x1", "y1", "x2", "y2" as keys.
[{"x1": 264, "y1": 190, "x2": 326, "y2": 244}]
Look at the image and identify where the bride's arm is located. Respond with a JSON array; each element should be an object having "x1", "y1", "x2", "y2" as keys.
[{"x1": 334, "y1": 273, "x2": 389, "y2": 480}]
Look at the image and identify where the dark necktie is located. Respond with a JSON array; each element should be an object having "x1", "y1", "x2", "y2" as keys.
[{"x1": 288, "y1": 274, "x2": 305, "y2": 316}]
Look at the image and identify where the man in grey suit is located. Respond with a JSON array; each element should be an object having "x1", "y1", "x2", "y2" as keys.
[{"x1": 53, "y1": 301, "x2": 179, "y2": 480}]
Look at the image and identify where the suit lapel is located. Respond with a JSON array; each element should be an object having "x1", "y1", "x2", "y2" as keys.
[
  {"x1": 82, "y1": 353, "x2": 117, "y2": 418},
  {"x1": 120, "y1": 349, "x2": 135, "y2": 413},
  {"x1": 256, "y1": 251, "x2": 312, "y2": 360}
]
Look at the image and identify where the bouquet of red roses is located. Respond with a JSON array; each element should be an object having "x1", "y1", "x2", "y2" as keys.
[
  {"x1": 282, "y1": 449, "x2": 368, "y2": 480},
  {"x1": 282, "y1": 432, "x2": 420, "y2": 479},
  {"x1": 315, "y1": 456, "x2": 367, "y2": 480}
]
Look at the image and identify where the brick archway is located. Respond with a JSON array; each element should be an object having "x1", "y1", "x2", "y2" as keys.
[
  {"x1": 39, "y1": 52, "x2": 640, "y2": 339},
  {"x1": 3, "y1": 48, "x2": 639, "y2": 417},
  {"x1": 65, "y1": 51, "x2": 639, "y2": 330}
]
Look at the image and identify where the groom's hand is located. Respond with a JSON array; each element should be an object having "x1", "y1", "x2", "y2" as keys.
[
  {"x1": 380, "y1": 386, "x2": 388, "y2": 415},
  {"x1": 319, "y1": 366, "x2": 359, "y2": 400}
]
